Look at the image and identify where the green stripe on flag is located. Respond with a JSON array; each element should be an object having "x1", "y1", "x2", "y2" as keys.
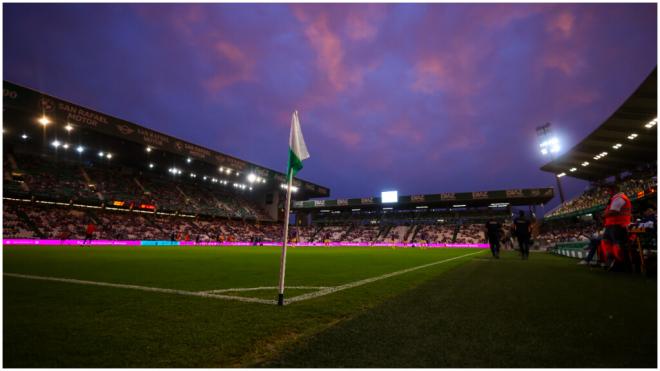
[{"x1": 287, "y1": 148, "x2": 304, "y2": 180}]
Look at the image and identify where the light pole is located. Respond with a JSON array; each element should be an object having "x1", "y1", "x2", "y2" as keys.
[{"x1": 536, "y1": 123, "x2": 566, "y2": 203}]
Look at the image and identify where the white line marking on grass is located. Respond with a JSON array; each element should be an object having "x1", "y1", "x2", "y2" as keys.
[
  {"x1": 3, "y1": 273, "x2": 277, "y2": 305},
  {"x1": 200, "y1": 286, "x2": 329, "y2": 294},
  {"x1": 285, "y1": 250, "x2": 485, "y2": 305}
]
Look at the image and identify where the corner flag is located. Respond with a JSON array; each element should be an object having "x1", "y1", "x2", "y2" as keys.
[{"x1": 278, "y1": 110, "x2": 309, "y2": 306}]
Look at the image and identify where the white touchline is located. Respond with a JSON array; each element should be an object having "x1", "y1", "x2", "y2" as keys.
[
  {"x1": 285, "y1": 250, "x2": 485, "y2": 304},
  {"x1": 4, "y1": 250, "x2": 484, "y2": 306},
  {"x1": 3, "y1": 272, "x2": 277, "y2": 305}
]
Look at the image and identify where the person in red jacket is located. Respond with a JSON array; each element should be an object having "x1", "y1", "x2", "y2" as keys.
[
  {"x1": 598, "y1": 184, "x2": 632, "y2": 270},
  {"x1": 83, "y1": 221, "x2": 96, "y2": 245}
]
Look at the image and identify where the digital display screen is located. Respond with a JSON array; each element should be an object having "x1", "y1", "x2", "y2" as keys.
[{"x1": 381, "y1": 191, "x2": 398, "y2": 204}]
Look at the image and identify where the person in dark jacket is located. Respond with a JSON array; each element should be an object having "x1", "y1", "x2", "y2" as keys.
[{"x1": 514, "y1": 210, "x2": 532, "y2": 260}]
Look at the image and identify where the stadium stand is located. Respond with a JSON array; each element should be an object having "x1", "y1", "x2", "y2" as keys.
[{"x1": 545, "y1": 168, "x2": 656, "y2": 219}]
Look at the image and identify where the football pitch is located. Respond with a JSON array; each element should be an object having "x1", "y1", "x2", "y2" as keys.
[{"x1": 3, "y1": 245, "x2": 657, "y2": 367}]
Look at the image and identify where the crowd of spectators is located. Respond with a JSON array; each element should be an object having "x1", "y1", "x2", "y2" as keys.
[
  {"x1": 413, "y1": 224, "x2": 455, "y2": 243},
  {"x1": 4, "y1": 152, "x2": 271, "y2": 221},
  {"x1": 536, "y1": 221, "x2": 598, "y2": 246},
  {"x1": 546, "y1": 171, "x2": 656, "y2": 218},
  {"x1": 3, "y1": 201, "x2": 521, "y2": 245},
  {"x1": 1, "y1": 202, "x2": 281, "y2": 242},
  {"x1": 343, "y1": 225, "x2": 380, "y2": 242},
  {"x1": 3, "y1": 204, "x2": 35, "y2": 238},
  {"x1": 455, "y1": 224, "x2": 487, "y2": 244}
]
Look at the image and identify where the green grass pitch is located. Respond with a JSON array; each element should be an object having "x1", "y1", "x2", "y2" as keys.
[{"x1": 3, "y1": 245, "x2": 656, "y2": 367}]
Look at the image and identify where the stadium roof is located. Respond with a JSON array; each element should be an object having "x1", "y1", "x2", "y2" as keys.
[
  {"x1": 540, "y1": 68, "x2": 657, "y2": 182},
  {"x1": 3, "y1": 81, "x2": 330, "y2": 199},
  {"x1": 292, "y1": 187, "x2": 554, "y2": 211}
]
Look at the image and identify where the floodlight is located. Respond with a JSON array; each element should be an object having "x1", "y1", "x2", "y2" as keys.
[
  {"x1": 581, "y1": 162, "x2": 589, "y2": 166},
  {"x1": 98, "y1": 151, "x2": 104, "y2": 157},
  {"x1": 51, "y1": 140, "x2": 61, "y2": 148},
  {"x1": 186, "y1": 158, "x2": 192, "y2": 163},
  {"x1": 569, "y1": 167, "x2": 577, "y2": 172},
  {"x1": 38, "y1": 116, "x2": 51, "y2": 126},
  {"x1": 62, "y1": 143, "x2": 69, "y2": 149},
  {"x1": 146, "y1": 147, "x2": 152, "y2": 152},
  {"x1": 539, "y1": 136, "x2": 560, "y2": 155},
  {"x1": 627, "y1": 133, "x2": 638, "y2": 140},
  {"x1": 64, "y1": 124, "x2": 73, "y2": 132},
  {"x1": 106, "y1": 153, "x2": 113, "y2": 159},
  {"x1": 612, "y1": 143, "x2": 622, "y2": 149},
  {"x1": 557, "y1": 172, "x2": 566, "y2": 178},
  {"x1": 149, "y1": 163, "x2": 155, "y2": 169},
  {"x1": 644, "y1": 118, "x2": 657, "y2": 129},
  {"x1": 76, "y1": 146, "x2": 84, "y2": 153},
  {"x1": 247, "y1": 173, "x2": 257, "y2": 183},
  {"x1": 21, "y1": 134, "x2": 28, "y2": 140}
]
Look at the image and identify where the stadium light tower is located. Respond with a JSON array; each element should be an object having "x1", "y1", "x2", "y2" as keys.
[{"x1": 536, "y1": 122, "x2": 565, "y2": 203}]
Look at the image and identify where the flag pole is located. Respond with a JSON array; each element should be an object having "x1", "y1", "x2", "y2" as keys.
[{"x1": 277, "y1": 167, "x2": 294, "y2": 306}]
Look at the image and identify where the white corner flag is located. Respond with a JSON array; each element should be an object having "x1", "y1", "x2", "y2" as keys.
[{"x1": 278, "y1": 110, "x2": 309, "y2": 306}]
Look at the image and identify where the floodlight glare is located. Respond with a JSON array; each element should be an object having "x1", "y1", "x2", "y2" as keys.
[
  {"x1": 51, "y1": 140, "x2": 61, "y2": 148},
  {"x1": 38, "y1": 116, "x2": 51, "y2": 126},
  {"x1": 64, "y1": 124, "x2": 73, "y2": 132},
  {"x1": 539, "y1": 137, "x2": 560, "y2": 155},
  {"x1": 76, "y1": 146, "x2": 84, "y2": 153},
  {"x1": 149, "y1": 163, "x2": 154, "y2": 168},
  {"x1": 146, "y1": 147, "x2": 152, "y2": 152},
  {"x1": 557, "y1": 172, "x2": 566, "y2": 178},
  {"x1": 247, "y1": 173, "x2": 257, "y2": 183},
  {"x1": 21, "y1": 134, "x2": 28, "y2": 140},
  {"x1": 627, "y1": 133, "x2": 638, "y2": 140},
  {"x1": 381, "y1": 191, "x2": 398, "y2": 204},
  {"x1": 186, "y1": 158, "x2": 192, "y2": 163},
  {"x1": 569, "y1": 167, "x2": 577, "y2": 172},
  {"x1": 581, "y1": 161, "x2": 589, "y2": 166},
  {"x1": 106, "y1": 153, "x2": 113, "y2": 159},
  {"x1": 613, "y1": 143, "x2": 622, "y2": 149},
  {"x1": 62, "y1": 143, "x2": 69, "y2": 149}
]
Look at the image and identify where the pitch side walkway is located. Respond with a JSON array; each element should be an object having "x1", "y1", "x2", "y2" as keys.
[{"x1": 264, "y1": 252, "x2": 657, "y2": 368}]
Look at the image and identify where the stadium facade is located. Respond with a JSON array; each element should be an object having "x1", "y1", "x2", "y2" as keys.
[{"x1": 3, "y1": 80, "x2": 329, "y2": 222}]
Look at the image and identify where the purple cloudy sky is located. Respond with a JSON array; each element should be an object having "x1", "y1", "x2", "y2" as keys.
[{"x1": 3, "y1": 3, "x2": 656, "y2": 210}]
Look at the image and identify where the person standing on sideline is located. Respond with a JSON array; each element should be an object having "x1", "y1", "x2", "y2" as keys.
[
  {"x1": 83, "y1": 220, "x2": 96, "y2": 244},
  {"x1": 513, "y1": 210, "x2": 532, "y2": 260},
  {"x1": 485, "y1": 218, "x2": 502, "y2": 259},
  {"x1": 598, "y1": 184, "x2": 632, "y2": 271}
]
